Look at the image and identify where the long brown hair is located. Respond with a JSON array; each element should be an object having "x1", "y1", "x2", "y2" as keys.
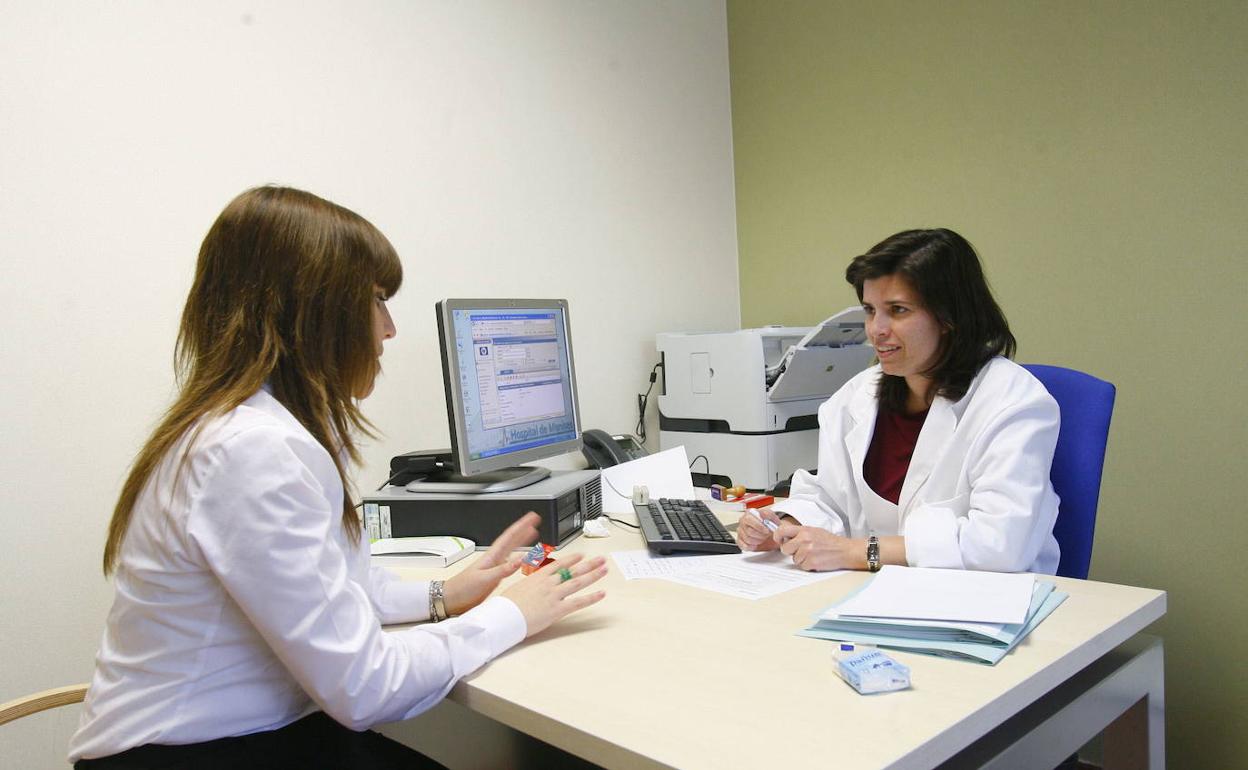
[{"x1": 103, "y1": 186, "x2": 402, "y2": 575}]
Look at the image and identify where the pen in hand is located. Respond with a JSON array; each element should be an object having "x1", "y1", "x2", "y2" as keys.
[{"x1": 757, "y1": 512, "x2": 797, "y2": 546}]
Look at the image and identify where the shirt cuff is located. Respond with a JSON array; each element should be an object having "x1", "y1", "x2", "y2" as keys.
[
  {"x1": 459, "y1": 596, "x2": 527, "y2": 658},
  {"x1": 770, "y1": 499, "x2": 844, "y2": 534},
  {"x1": 375, "y1": 577, "x2": 432, "y2": 625},
  {"x1": 902, "y1": 506, "x2": 966, "y2": 569}
]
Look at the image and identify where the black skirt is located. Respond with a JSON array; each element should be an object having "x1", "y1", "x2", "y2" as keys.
[{"x1": 73, "y1": 711, "x2": 446, "y2": 770}]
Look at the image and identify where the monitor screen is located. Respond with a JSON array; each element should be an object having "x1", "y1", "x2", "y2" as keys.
[{"x1": 436, "y1": 299, "x2": 582, "y2": 477}]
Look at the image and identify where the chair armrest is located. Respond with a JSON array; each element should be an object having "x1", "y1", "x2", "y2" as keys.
[{"x1": 0, "y1": 684, "x2": 89, "y2": 726}]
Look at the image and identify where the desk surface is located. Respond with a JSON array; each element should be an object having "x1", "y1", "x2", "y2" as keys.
[{"x1": 386, "y1": 524, "x2": 1166, "y2": 770}]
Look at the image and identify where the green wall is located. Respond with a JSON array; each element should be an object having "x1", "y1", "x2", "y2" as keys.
[{"x1": 728, "y1": 0, "x2": 1246, "y2": 765}]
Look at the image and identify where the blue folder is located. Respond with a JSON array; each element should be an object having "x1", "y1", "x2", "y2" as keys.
[{"x1": 797, "y1": 579, "x2": 1068, "y2": 665}]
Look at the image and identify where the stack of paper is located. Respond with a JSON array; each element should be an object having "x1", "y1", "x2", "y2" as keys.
[
  {"x1": 611, "y1": 549, "x2": 842, "y2": 600},
  {"x1": 797, "y1": 566, "x2": 1068, "y2": 665}
]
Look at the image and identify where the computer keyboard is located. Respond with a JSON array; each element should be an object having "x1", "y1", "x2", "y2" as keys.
[{"x1": 634, "y1": 498, "x2": 741, "y2": 555}]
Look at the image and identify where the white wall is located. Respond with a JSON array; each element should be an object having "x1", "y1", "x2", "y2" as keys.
[{"x1": 0, "y1": 2, "x2": 739, "y2": 765}]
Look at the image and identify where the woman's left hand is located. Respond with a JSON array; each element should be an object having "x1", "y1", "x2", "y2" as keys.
[
  {"x1": 773, "y1": 522, "x2": 862, "y2": 572},
  {"x1": 441, "y1": 511, "x2": 540, "y2": 616}
]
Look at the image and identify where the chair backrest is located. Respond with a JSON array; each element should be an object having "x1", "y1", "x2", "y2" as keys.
[
  {"x1": 1023, "y1": 364, "x2": 1116, "y2": 579},
  {"x1": 0, "y1": 684, "x2": 88, "y2": 727}
]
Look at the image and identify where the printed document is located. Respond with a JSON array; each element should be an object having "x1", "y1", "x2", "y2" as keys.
[{"x1": 611, "y1": 549, "x2": 842, "y2": 600}]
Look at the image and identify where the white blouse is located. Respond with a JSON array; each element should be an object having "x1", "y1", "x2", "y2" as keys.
[{"x1": 70, "y1": 388, "x2": 526, "y2": 762}]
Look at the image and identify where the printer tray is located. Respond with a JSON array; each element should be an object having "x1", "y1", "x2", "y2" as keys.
[{"x1": 769, "y1": 345, "x2": 875, "y2": 402}]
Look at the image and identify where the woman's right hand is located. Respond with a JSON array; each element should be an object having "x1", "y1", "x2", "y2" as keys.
[
  {"x1": 736, "y1": 506, "x2": 782, "y2": 551},
  {"x1": 501, "y1": 554, "x2": 608, "y2": 639}
]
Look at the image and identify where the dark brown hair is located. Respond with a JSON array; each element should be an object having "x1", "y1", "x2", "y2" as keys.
[
  {"x1": 845, "y1": 228, "x2": 1014, "y2": 412},
  {"x1": 103, "y1": 186, "x2": 402, "y2": 574}
]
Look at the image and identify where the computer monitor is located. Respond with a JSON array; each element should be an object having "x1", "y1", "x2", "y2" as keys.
[{"x1": 412, "y1": 298, "x2": 583, "y2": 494}]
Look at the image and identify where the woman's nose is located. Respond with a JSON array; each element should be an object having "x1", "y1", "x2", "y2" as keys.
[{"x1": 383, "y1": 307, "x2": 397, "y2": 340}]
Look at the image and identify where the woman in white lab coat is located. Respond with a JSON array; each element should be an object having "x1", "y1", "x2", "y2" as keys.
[
  {"x1": 737, "y1": 229, "x2": 1060, "y2": 574},
  {"x1": 70, "y1": 187, "x2": 608, "y2": 769}
]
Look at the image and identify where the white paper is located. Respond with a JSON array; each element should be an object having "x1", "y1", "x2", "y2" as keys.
[
  {"x1": 610, "y1": 549, "x2": 842, "y2": 600},
  {"x1": 599, "y1": 446, "x2": 696, "y2": 514},
  {"x1": 834, "y1": 565, "x2": 1035, "y2": 625},
  {"x1": 610, "y1": 549, "x2": 711, "y2": 579}
]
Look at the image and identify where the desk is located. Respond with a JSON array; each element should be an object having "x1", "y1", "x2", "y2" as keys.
[{"x1": 379, "y1": 527, "x2": 1165, "y2": 770}]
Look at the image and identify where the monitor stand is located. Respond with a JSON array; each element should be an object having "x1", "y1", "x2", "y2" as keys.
[{"x1": 404, "y1": 466, "x2": 551, "y2": 495}]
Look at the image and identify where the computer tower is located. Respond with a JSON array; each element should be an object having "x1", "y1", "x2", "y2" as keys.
[{"x1": 362, "y1": 470, "x2": 601, "y2": 549}]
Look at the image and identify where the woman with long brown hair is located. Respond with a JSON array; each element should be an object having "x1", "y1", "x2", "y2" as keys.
[{"x1": 70, "y1": 187, "x2": 607, "y2": 768}]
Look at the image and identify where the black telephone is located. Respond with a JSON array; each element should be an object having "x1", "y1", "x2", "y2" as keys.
[{"x1": 581, "y1": 429, "x2": 649, "y2": 469}]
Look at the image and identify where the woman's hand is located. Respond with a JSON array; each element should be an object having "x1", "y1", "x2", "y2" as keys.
[
  {"x1": 736, "y1": 507, "x2": 783, "y2": 551},
  {"x1": 773, "y1": 522, "x2": 864, "y2": 572},
  {"x1": 501, "y1": 554, "x2": 608, "y2": 639},
  {"x1": 442, "y1": 512, "x2": 540, "y2": 616}
]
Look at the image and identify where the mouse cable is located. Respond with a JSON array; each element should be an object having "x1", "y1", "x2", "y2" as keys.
[
  {"x1": 600, "y1": 473, "x2": 628, "y2": 500},
  {"x1": 593, "y1": 472, "x2": 642, "y2": 529}
]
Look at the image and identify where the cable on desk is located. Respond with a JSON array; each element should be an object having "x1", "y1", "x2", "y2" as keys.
[{"x1": 596, "y1": 471, "x2": 641, "y2": 529}]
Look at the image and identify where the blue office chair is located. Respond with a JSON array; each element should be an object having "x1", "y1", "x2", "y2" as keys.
[{"x1": 1023, "y1": 364, "x2": 1116, "y2": 579}]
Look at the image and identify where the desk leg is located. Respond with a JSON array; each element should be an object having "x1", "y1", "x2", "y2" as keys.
[
  {"x1": 943, "y1": 635, "x2": 1165, "y2": 770},
  {"x1": 1102, "y1": 645, "x2": 1164, "y2": 770}
]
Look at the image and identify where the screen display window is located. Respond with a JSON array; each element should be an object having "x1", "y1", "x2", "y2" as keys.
[{"x1": 451, "y1": 308, "x2": 578, "y2": 462}]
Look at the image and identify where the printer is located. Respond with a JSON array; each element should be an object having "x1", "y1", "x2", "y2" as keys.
[{"x1": 656, "y1": 308, "x2": 875, "y2": 491}]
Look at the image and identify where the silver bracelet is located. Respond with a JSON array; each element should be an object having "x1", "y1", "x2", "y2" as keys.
[{"x1": 429, "y1": 580, "x2": 448, "y2": 622}]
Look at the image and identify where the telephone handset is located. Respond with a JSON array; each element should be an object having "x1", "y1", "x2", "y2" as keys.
[{"x1": 581, "y1": 429, "x2": 649, "y2": 469}]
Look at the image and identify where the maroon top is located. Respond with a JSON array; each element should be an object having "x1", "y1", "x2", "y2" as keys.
[{"x1": 863, "y1": 407, "x2": 929, "y2": 504}]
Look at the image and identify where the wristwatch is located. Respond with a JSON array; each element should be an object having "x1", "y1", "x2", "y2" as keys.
[{"x1": 866, "y1": 535, "x2": 881, "y2": 573}]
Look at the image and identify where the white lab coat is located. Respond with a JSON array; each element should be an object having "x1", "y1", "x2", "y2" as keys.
[
  {"x1": 70, "y1": 386, "x2": 526, "y2": 762},
  {"x1": 772, "y1": 357, "x2": 1061, "y2": 574}
]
